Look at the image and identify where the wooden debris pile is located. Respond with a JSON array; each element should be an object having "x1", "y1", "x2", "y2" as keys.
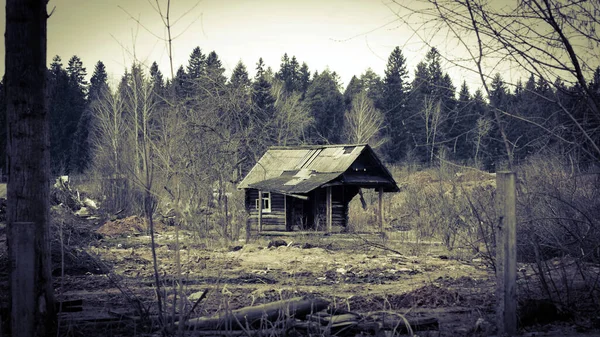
[
  {"x1": 178, "y1": 296, "x2": 439, "y2": 336},
  {"x1": 50, "y1": 176, "x2": 99, "y2": 218}
]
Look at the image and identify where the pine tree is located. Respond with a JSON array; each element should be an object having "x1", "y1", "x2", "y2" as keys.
[
  {"x1": 303, "y1": 70, "x2": 345, "y2": 143},
  {"x1": 289, "y1": 56, "x2": 301, "y2": 92},
  {"x1": 71, "y1": 60, "x2": 107, "y2": 173},
  {"x1": 229, "y1": 61, "x2": 251, "y2": 89},
  {"x1": 187, "y1": 46, "x2": 206, "y2": 80},
  {"x1": 556, "y1": 77, "x2": 597, "y2": 159},
  {"x1": 514, "y1": 74, "x2": 546, "y2": 158},
  {"x1": 173, "y1": 65, "x2": 188, "y2": 99},
  {"x1": 298, "y1": 62, "x2": 311, "y2": 97},
  {"x1": 382, "y1": 46, "x2": 409, "y2": 162},
  {"x1": 65, "y1": 57, "x2": 89, "y2": 166},
  {"x1": 149, "y1": 61, "x2": 165, "y2": 98},
  {"x1": 425, "y1": 48, "x2": 447, "y2": 99},
  {"x1": 277, "y1": 53, "x2": 290, "y2": 77},
  {"x1": 447, "y1": 81, "x2": 477, "y2": 160},
  {"x1": 183, "y1": 46, "x2": 207, "y2": 98},
  {"x1": 407, "y1": 48, "x2": 456, "y2": 163},
  {"x1": 226, "y1": 60, "x2": 255, "y2": 173},
  {"x1": 360, "y1": 68, "x2": 384, "y2": 110},
  {"x1": 48, "y1": 55, "x2": 73, "y2": 173},
  {"x1": 256, "y1": 58, "x2": 266, "y2": 79},
  {"x1": 89, "y1": 61, "x2": 108, "y2": 101},
  {"x1": 276, "y1": 53, "x2": 295, "y2": 92},
  {"x1": 70, "y1": 110, "x2": 93, "y2": 173},
  {"x1": 205, "y1": 50, "x2": 227, "y2": 93},
  {"x1": 486, "y1": 73, "x2": 513, "y2": 169},
  {"x1": 229, "y1": 60, "x2": 252, "y2": 132},
  {"x1": 247, "y1": 58, "x2": 277, "y2": 158},
  {"x1": 252, "y1": 60, "x2": 276, "y2": 119},
  {"x1": 343, "y1": 75, "x2": 363, "y2": 110},
  {"x1": 67, "y1": 55, "x2": 88, "y2": 95}
]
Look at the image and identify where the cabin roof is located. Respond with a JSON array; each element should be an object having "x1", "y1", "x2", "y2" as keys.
[{"x1": 238, "y1": 144, "x2": 399, "y2": 194}]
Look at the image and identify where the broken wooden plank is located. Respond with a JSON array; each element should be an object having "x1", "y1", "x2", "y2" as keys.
[
  {"x1": 55, "y1": 299, "x2": 83, "y2": 313},
  {"x1": 180, "y1": 296, "x2": 329, "y2": 330}
]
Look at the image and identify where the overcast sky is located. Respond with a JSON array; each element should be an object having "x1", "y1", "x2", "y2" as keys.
[{"x1": 0, "y1": 0, "x2": 484, "y2": 89}]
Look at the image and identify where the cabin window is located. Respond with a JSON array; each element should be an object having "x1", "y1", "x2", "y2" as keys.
[{"x1": 255, "y1": 192, "x2": 271, "y2": 213}]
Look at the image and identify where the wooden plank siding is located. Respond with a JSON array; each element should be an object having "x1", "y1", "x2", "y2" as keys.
[
  {"x1": 245, "y1": 185, "x2": 360, "y2": 232},
  {"x1": 246, "y1": 190, "x2": 287, "y2": 231}
]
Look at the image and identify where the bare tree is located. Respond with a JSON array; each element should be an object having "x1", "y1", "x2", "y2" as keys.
[
  {"x1": 422, "y1": 97, "x2": 443, "y2": 163},
  {"x1": 5, "y1": 0, "x2": 56, "y2": 335},
  {"x1": 474, "y1": 116, "x2": 492, "y2": 168},
  {"x1": 91, "y1": 87, "x2": 127, "y2": 174},
  {"x1": 343, "y1": 91, "x2": 386, "y2": 147},
  {"x1": 90, "y1": 86, "x2": 133, "y2": 212}
]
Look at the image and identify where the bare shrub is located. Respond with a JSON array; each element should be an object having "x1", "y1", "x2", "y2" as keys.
[
  {"x1": 387, "y1": 156, "x2": 600, "y2": 311},
  {"x1": 347, "y1": 191, "x2": 379, "y2": 233},
  {"x1": 517, "y1": 155, "x2": 600, "y2": 263},
  {"x1": 515, "y1": 155, "x2": 600, "y2": 309}
]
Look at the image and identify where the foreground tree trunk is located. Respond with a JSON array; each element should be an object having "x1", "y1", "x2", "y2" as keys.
[{"x1": 5, "y1": 0, "x2": 56, "y2": 336}]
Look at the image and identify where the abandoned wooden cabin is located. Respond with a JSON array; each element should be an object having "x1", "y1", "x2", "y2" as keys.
[{"x1": 237, "y1": 144, "x2": 399, "y2": 232}]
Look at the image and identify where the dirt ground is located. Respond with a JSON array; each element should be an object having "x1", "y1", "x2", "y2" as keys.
[
  {"x1": 55, "y1": 227, "x2": 495, "y2": 336},
  {"x1": 1, "y1": 189, "x2": 599, "y2": 336}
]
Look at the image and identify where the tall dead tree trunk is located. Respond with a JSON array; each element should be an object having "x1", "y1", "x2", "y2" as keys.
[{"x1": 5, "y1": 0, "x2": 56, "y2": 336}]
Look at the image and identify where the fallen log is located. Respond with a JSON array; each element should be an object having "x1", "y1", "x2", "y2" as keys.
[
  {"x1": 180, "y1": 296, "x2": 329, "y2": 330},
  {"x1": 378, "y1": 316, "x2": 439, "y2": 332},
  {"x1": 184, "y1": 329, "x2": 285, "y2": 336}
]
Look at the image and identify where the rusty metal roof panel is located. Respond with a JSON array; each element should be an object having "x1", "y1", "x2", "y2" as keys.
[
  {"x1": 296, "y1": 145, "x2": 363, "y2": 172},
  {"x1": 247, "y1": 172, "x2": 342, "y2": 194}
]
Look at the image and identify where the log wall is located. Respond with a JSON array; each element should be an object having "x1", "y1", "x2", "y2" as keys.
[
  {"x1": 245, "y1": 185, "x2": 360, "y2": 232},
  {"x1": 246, "y1": 190, "x2": 286, "y2": 231}
]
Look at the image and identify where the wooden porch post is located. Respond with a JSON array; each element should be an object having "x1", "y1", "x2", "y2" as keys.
[
  {"x1": 326, "y1": 186, "x2": 332, "y2": 233},
  {"x1": 313, "y1": 190, "x2": 319, "y2": 229},
  {"x1": 284, "y1": 195, "x2": 287, "y2": 231},
  {"x1": 258, "y1": 190, "x2": 263, "y2": 233},
  {"x1": 378, "y1": 187, "x2": 384, "y2": 232}
]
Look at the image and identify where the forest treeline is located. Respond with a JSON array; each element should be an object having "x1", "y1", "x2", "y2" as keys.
[{"x1": 1, "y1": 46, "x2": 599, "y2": 181}]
